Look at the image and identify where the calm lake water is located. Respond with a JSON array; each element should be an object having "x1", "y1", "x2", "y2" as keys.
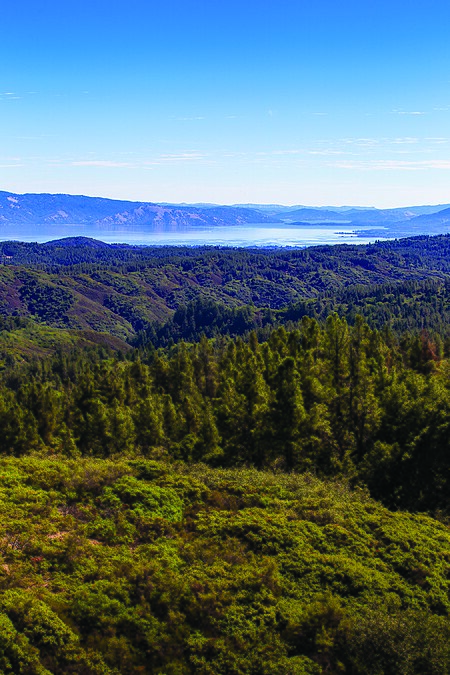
[{"x1": 0, "y1": 224, "x2": 389, "y2": 248}]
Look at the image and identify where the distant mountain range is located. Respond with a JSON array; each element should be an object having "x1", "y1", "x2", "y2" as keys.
[
  {"x1": 0, "y1": 191, "x2": 276, "y2": 230},
  {"x1": 1, "y1": 190, "x2": 450, "y2": 239}
]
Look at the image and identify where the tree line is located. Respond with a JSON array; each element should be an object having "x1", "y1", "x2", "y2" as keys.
[{"x1": 1, "y1": 315, "x2": 449, "y2": 516}]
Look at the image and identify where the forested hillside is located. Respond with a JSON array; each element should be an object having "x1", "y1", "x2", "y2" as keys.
[
  {"x1": 0, "y1": 236, "x2": 450, "y2": 673},
  {"x1": 2, "y1": 235, "x2": 450, "y2": 361},
  {"x1": 1, "y1": 317, "x2": 449, "y2": 514}
]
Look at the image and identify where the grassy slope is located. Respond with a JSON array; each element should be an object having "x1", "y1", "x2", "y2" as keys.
[{"x1": 0, "y1": 322, "x2": 130, "y2": 369}]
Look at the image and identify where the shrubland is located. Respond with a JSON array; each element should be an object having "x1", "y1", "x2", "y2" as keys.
[{"x1": 0, "y1": 457, "x2": 449, "y2": 674}]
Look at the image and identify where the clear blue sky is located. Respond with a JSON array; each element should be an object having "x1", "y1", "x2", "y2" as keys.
[{"x1": 1, "y1": 0, "x2": 450, "y2": 207}]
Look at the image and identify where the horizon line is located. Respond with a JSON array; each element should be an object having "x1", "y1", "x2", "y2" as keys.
[{"x1": 1, "y1": 188, "x2": 449, "y2": 211}]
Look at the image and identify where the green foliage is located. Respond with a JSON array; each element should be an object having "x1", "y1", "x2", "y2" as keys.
[
  {"x1": 4, "y1": 235, "x2": 450, "y2": 349},
  {"x1": 19, "y1": 275, "x2": 74, "y2": 325},
  {"x1": 104, "y1": 475, "x2": 183, "y2": 521},
  {"x1": 1, "y1": 317, "x2": 450, "y2": 514},
  {"x1": 1, "y1": 237, "x2": 450, "y2": 672},
  {"x1": 0, "y1": 458, "x2": 448, "y2": 673}
]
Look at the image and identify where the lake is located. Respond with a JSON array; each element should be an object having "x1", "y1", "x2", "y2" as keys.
[{"x1": 0, "y1": 223, "x2": 389, "y2": 247}]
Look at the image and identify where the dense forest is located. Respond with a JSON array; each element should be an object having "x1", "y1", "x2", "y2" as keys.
[
  {"x1": 0, "y1": 235, "x2": 450, "y2": 673},
  {"x1": 1, "y1": 234, "x2": 450, "y2": 364}
]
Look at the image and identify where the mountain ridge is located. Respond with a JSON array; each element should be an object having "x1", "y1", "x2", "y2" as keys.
[
  {"x1": 2, "y1": 191, "x2": 450, "y2": 240},
  {"x1": 0, "y1": 191, "x2": 279, "y2": 229}
]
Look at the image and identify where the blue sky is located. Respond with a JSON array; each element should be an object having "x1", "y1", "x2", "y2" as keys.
[{"x1": 1, "y1": 0, "x2": 450, "y2": 206}]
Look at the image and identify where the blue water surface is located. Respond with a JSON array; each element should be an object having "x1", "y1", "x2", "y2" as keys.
[{"x1": 0, "y1": 223, "x2": 388, "y2": 248}]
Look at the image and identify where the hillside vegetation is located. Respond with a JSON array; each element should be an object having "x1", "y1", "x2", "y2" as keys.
[
  {"x1": 0, "y1": 236, "x2": 449, "y2": 673},
  {"x1": 0, "y1": 457, "x2": 449, "y2": 674},
  {"x1": 2, "y1": 235, "x2": 450, "y2": 359},
  {"x1": 1, "y1": 317, "x2": 449, "y2": 515}
]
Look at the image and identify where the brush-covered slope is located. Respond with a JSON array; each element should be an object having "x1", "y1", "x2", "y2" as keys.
[{"x1": 0, "y1": 457, "x2": 448, "y2": 674}]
